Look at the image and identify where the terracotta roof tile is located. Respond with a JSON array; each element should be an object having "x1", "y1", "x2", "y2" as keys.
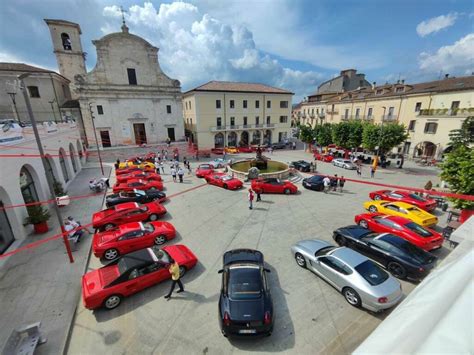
[{"x1": 185, "y1": 80, "x2": 293, "y2": 94}]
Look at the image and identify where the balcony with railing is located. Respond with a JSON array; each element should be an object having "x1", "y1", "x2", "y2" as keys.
[
  {"x1": 264, "y1": 123, "x2": 275, "y2": 128},
  {"x1": 418, "y1": 108, "x2": 473, "y2": 117},
  {"x1": 327, "y1": 110, "x2": 339, "y2": 115},
  {"x1": 382, "y1": 115, "x2": 397, "y2": 121},
  {"x1": 210, "y1": 125, "x2": 225, "y2": 132},
  {"x1": 226, "y1": 125, "x2": 240, "y2": 130}
]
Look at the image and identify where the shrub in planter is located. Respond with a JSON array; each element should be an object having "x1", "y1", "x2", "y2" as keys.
[
  {"x1": 24, "y1": 205, "x2": 51, "y2": 234},
  {"x1": 53, "y1": 181, "x2": 66, "y2": 197}
]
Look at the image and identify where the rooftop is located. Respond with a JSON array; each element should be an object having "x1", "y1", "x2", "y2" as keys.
[
  {"x1": 0, "y1": 62, "x2": 68, "y2": 82},
  {"x1": 185, "y1": 80, "x2": 294, "y2": 95}
]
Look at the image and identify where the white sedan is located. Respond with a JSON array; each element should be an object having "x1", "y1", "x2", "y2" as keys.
[
  {"x1": 333, "y1": 158, "x2": 357, "y2": 170},
  {"x1": 208, "y1": 158, "x2": 230, "y2": 169}
]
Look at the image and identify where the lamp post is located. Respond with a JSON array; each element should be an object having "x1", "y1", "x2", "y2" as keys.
[
  {"x1": 7, "y1": 92, "x2": 20, "y2": 123},
  {"x1": 88, "y1": 102, "x2": 105, "y2": 175},
  {"x1": 49, "y1": 99, "x2": 58, "y2": 123},
  {"x1": 18, "y1": 73, "x2": 74, "y2": 263}
]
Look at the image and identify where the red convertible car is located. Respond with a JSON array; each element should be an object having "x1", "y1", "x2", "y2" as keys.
[
  {"x1": 195, "y1": 164, "x2": 215, "y2": 178},
  {"x1": 113, "y1": 179, "x2": 164, "y2": 193},
  {"x1": 92, "y1": 221, "x2": 176, "y2": 260},
  {"x1": 251, "y1": 178, "x2": 298, "y2": 194},
  {"x1": 354, "y1": 213, "x2": 443, "y2": 251},
  {"x1": 116, "y1": 171, "x2": 162, "y2": 183},
  {"x1": 205, "y1": 173, "x2": 243, "y2": 190},
  {"x1": 369, "y1": 190, "x2": 437, "y2": 212},
  {"x1": 82, "y1": 245, "x2": 198, "y2": 310},
  {"x1": 116, "y1": 166, "x2": 155, "y2": 175},
  {"x1": 92, "y1": 201, "x2": 167, "y2": 231},
  {"x1": 313, "y1": 152, "x2": 334, "y2": 162}
]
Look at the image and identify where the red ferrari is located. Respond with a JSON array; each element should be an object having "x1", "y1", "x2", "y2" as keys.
[
  {"x1": 354, "y1": 213, "x2": 443, "y2": 251},
  {"x1": 196, "y1": 164, "x2": 215, "y2": 178},
  {"x1": 116, "y1": 171, "x2": 162, "y2": 183},
  {"x1": 92, "y1": 221, "x2": 176, "y2": 260},
  {"x1": 92, "y1": 201, "x2": 167, "y2": 231},
  {"x1": 238, "y1": 146, "x2": 253, "y2": 153},
  {"x1": 369, "y1": 190, "x2": 437, "y2": 212},
  {"x1": 251, "y1": 178, "x2": 298, "y2": 194},
  {"x1": 313, "y1": 152, "x2": 334, "y2": 162},
  {"x1": 113, "y1": 179, "x2": 163, "y2": 193},
  {"x1": 205, "y1": 173, "x2": 243, "y2": 190},
  {"x1": 116, "y1": 166, "x2": 155, "y2": 175},
  {"x1": 82, "y1": 245, "x2": 198, "y2": 310}
]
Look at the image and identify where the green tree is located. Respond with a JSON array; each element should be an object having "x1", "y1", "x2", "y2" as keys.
[
  {"x1": 299, "y1": 124, "x2": 314, "y2": 144},
  {"x1": 332, "y1": 120, "x2": 364, "y2": 149},
  {"x1": 448, "y1": 116, "x2": 474, "y2": 148},
  {"x1": 362, "y1": 122, "x2": 408, "y2": 154},
  {"x1": 440, "y1": 146, "x2": 474, "y2": 209},
  {"x1": 316, "y1": 123, "x2": 333, "y2": 147}
]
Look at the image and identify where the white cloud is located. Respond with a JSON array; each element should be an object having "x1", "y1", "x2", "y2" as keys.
[
  {"x1": 419, "y1": 33, "x2": 474, "y2": 73},
  {"x1": 0, "y1": 51, "x2": 58, "y2": 72},
  {"x1": 102, "y1": 2, "x2": 324, "y2": 100},
  {"x1": 416, "y1": 13, "x2": 458, "y2": 37}
]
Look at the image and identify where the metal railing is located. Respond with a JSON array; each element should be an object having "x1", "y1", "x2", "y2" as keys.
[
  {"x1": 418, "y1": 108, "x2": 472, "y2": 117},
  {"x1": 382, "y1": 115, "x2": 397, "y2": 121}
]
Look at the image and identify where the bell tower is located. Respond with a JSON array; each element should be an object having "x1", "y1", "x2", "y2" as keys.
[{"x1": 44, "y1": 19, "x2": 87, "y2": 89}]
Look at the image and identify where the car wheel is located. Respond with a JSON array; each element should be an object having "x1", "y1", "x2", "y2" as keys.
[
  {"x1": 104, "y1": 248, "x2": 119, "y2": 260},
  {"x1": 359, "y1": 220, "x2": 369, "y2": 229},
  {"x1": 149, "y1": 214, "x2": 158, "y2": 221},
  {"x1": 388, "y1": 262, "x2": 407, "y2": 279},
  {"x1": 295, "y1": 253, "x2": 306, "y2": 268},
  {"x1": 154, "y1": 234, "x2": 167, "y2": 245},
  {"x1": 369, "y1": 205, "x2": 378, "y2": 213},
  {"x1": 335, "y1": 235, "x2": 346, "y2": 246},
  {"x1": 179, "y1": 266, "x2": 187, "y2": 277},
  {"x1": 104, "y1": 223, "x2": 115, "y2": 231},
  {"x1": 103, "y1": 294, "x2": 122, "y2": 310},
  {"x1": 223, "y1": 184, "x2": 228, "y2": 189},
  {"x1": 343, "y1": 287, "x2": 361, "y2": 307},
  {"x1": 284, "y1": 188, "x2": 291, "y2": 195},
  {"x1": 374, "y1": 194, "x2": 382, "y2": 200}
]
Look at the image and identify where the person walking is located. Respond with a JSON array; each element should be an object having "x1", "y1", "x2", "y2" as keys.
[
  {"x1": 255, "y1": 188, "x2": 262, "y2": 202},
  {"x1": 159, "y1": 161, "x2": 165, "y2": 174},
  {"x1": 331, "y1": 174, "x2": 338, "y2": 192},
  {"x1": 370, "y1": 166, "x2": 376, "y2": 178},
  {"x1": 170, "y1": 166, "x2": 177, "y2": 182},
  {"x1": 292, "y1": 141, "x2": 296, "y2": 150},
  {"x1": 166, "y1": 137, "x2": 171, "y2": 148},
  {"x1": 310, "y1": 162, "x2": 315, "y2": 173},
  {"x1": 114, "y1": 159, "x2": 120, "y2": 170},
  {"x1": 164, "y1": 259, "x2": 184, "y2": 299},
  {"x1": 268, "y1": 146, "x2": 273, "y2": 155},
  {"x1": 339, "y1": 176, "x2": 346, "y2": 192},
  {"x1": 186, "y1": 160, "x2": 192, "y2": 175},
  {"x1": 178, "y1": 167, "x2": 184, "y2": 183},
  {"x1": 323, "y1": 176, "x2": 331, "y2": 193},
  {"x1": 356, "y1": 164, "x2": 362, "y2": 176},
  {"x1": 248, "y1": 188, "x2": 254, "y2": 210}
]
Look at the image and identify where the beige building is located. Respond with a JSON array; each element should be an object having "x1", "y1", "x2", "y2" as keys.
[
  {"x1": 294, "y1": 75, "x2": 474, "y2": 158},
  {"x1": 183, "y1": 81, "x2": 293, "y2": 150}
]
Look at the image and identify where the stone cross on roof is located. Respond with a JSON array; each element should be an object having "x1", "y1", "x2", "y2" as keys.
[{"x1": 120, "y1": 6, "x2": 129, "y2": 33}]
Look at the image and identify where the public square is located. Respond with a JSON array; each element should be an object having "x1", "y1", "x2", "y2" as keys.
[{"x1": 65, "y1": 146, "x2": 452, "y2": 355}]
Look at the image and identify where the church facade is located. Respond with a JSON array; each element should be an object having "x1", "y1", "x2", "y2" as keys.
[{"x1": 44, "y1": 19, "x2": 184, "y2": 148}]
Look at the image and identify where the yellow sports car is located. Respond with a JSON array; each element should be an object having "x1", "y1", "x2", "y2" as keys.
[
  {"x1": 224, "y1": 147, "x2": 239, "y2": 154},
  {"x1": 118, "y1": 161, "x2": 155, "y2": 169},
  {"x1": 363, "y1": 200, "x2": 438, "y2": 227}
]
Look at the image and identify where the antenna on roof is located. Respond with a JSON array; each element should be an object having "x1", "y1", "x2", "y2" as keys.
[{"x1": 120, "y1": 6, "x2": 129, "y2": 33}]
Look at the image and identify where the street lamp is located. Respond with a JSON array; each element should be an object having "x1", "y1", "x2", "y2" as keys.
[
  {"x1": 48, "y1": 99, "x2": 58, "y2": 123},
  {"x1": 7, "y1": 92, "x2": 20, "y2": 123},
  {"x1": 88, "y1": 102, "x2": 105, "y2": 175},
  {"x1": 18, "y1": 73, "x2": 74, "y2": 263}
]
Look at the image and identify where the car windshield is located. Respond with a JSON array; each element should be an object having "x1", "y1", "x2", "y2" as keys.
[
  {"x1": 407, "y1": 207, "x2": 421, "y2": 212},
  {"x1": 228, "y1": 266, "x2": 262, "y2": 300},
  {"x1": 382, "y1": 235, "x2": 432, "y2": 263},
  {"x1": 221, "y1": 176, "x2": 233, "y2": 181},
  {"x1": 355, "y1": 260, "x2": 389, "y2": 286},
  {"x1": 408, "y1": 193, "x2": 426, "y2": 202},
  {"x1": 140, "y1": 206, "x2": 149, "y2": 212},
  {"x1": 405, "y1": 222, "x2": 433, "y2": 237},
  {"x1": 310, "y1": 176, "x2": 323, "y2": 182},
  {"x1": 151, "y1": 247, "x2": 172, "y2": 264},
  {"x1": 143, "y1": 223, "x2": 155, "y2": 233},
  {"x1": 200, "y1": 165, "x2": 211, "y2": 169},
  {"x1": 343, "y1": 160, "x2": 352, "y2": 164},
  {"x1": 315, "y1": 246, "x2": 336, "y2": 257},
  {"x1": 117, "y1": 259, "x2": 128, "y2": 274}
]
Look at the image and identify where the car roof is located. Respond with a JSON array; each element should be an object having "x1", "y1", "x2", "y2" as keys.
[
  {"x1": 378, "y1": 214, "x2": 411, "y2": 224},
  {"x1": 118, "y1": 222, "x2": 143, "y2": 234},
  {"x1": 329, "y1": 247, "x2": 367, "y2": 268},
  {"x1": 115, "y1": 202, "x2": 140, "y2": 211},
  {"x1": 337, "y1": 225, "x2": 371, "y2": 238},
  {"x1": 224, "y1": 249, "x2": 263, "y2": 266},
  {"x1": 386, "y1": 201, "x2": 416, "y2": 208},
  {"x1": 120, "y1": 248, "x2": 155, "y2": 270}
]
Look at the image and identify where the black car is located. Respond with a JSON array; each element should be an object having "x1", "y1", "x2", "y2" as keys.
[
  {"x1": 218, "y1": 249, "x2": 273, "y2": 337},
  {"x1": 271, "y1": 141, "x2": 286, "y2": 150},
  {"x1": 105, "y1": 189, "x2": 166, "y2": 207},
  {"x1": 333, "y1": 226, "x2": 437, "y2": 280},
  {"x1": 302, "y1": 175, "x2": 324, "y2": 191},
  {"x1": 290, "y1": 160, "x2": 311, "y2": 172}
]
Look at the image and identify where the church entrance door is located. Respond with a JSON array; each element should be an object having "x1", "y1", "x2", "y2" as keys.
[
  {"x1": 133, "y1": 123, "x2": 147, "y2": 145},
  {"x1": 167, "y1": 127, "x2": 175, "y2": 141},
  {"x1": 100, "y1": 130, "x2": 111, "y2": 147}
]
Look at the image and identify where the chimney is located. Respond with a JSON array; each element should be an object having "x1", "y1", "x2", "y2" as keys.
[
  {"x1": 445, "y1": 74, "x2": 449, "y2": 79},
  {"x1": 372, "y1": 81, "x2": 376, "y2": 89}
]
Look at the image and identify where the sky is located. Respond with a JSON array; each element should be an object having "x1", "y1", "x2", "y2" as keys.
[{"x1": 0, "y1": 0, "x2": 473, "y2": 102}]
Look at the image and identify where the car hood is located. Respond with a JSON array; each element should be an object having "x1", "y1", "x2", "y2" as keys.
[{"x1": 228, "y1": 297, "x2": 265, "y2": 322}]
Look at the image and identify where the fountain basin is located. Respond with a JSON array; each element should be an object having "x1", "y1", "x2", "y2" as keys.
[{"x1": 229, "y1": 160, "x2": 290, "y2": 180}]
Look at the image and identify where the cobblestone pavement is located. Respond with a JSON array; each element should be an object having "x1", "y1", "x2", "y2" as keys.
[
  {"x1": 65, "y1": 147, "x2": 452, "y2": 354},
  {"x1": 0, "y1": 165, "x2": 111, "y2": 355}
]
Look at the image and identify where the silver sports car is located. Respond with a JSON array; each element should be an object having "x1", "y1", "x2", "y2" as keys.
[
  {"x1": 332, "y1": 158, "x2": 357, "y2": 170},
  {"x1": 291, "y1": 239, "x2": 403, "y2": 312}
]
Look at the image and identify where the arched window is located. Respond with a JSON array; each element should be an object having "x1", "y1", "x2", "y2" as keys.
[
  {"x1": 76, "y1": 140, "x2": 83, "y2": 161},
  {"x1": 44, "y1": 155, "x2": 56, "y2": 182},
  {"x1": 69, "y1": 143, "x2": 77, "y2": 173},
  {"x1": 227, "y1": 132, "x2": 237, "y2": 147},
  {"x1": 59, "y1": 149, "x2": 69, "y2": 182},
  {"x1": 61, "y1": 33, "x2": 72, "y2": 50},
  {"x1": 214, "y1": 133, "x2": 224, "y2": 148},
  {"x1": 19, "y1": 167, "x2": 39, "y2": 203},
  {"x1": 251, "y1": 131, "x2": 261, "y2": 145}
]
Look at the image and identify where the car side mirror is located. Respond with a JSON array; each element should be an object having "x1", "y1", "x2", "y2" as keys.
[
  {"x1": 263, "y1": 268, "x2": 271, "y2": 273},
  {"x1": 218, "y1": 269, "x2": 224, "y2": 274}
]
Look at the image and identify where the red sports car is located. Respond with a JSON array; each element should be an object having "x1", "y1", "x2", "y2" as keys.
[
  {"x1": 92, "y1": 221, "x2": 176, "y2": 260},
  {"x1": 116, "y1": 171, "x2": 162, "y2": 183},
  {"x1": 211, "y1": 148, "x2": 224, "y2": 155},
  {"x1": 251, "y1": 178, "x2": 298, "y2": 194},
  {"x1": 196, "y1": 164, "x2": 215, "y2": 178},
  {"x1": 116, "y1": 166, "x2": 155, "y2": 175},
  {"x1": 313, "y1": 152, "x2": 334, "y2": 162},
  {"x1": 369, "y1": 190, "x2": 437, "y2": 212},
  {"x1": 113, "y1": 179, "x2": 163, "y2": 193},
  {"x1": 238, "y1": 146, "x2": 253, "y2": 153},
  {"x1": 205, "y1": 173, "x2": 243, "y2": 190},
  {"x1": 92, "y1": 201, "x2": 167, "y2": 231},
  {"x1": 82, "y1": 245, "x2": 198, "y2": 310},
  {"x1": 354, "y1": 213, "x2": 443, "y2": 251}
]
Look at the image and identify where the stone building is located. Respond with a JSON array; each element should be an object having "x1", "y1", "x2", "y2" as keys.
[
  {"x1": 317, "y1": 69, "x2": 371, "y2": 94},
  {"x1": 44, "y1": 19, "x2": 184, "y2": 148}
]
